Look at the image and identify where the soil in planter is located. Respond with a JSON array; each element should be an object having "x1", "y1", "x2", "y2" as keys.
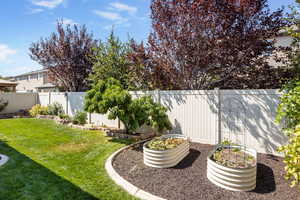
[
  {"x1": 212, "y1": 147, "x2": 256, "y2": 168},
  {"x1": 147, "y1": 137, "x2": 185, "y2": 150}
]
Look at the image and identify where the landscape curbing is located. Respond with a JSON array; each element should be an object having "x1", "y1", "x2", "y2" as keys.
[
  {"x1": 0, "y1": 154, "x2": 9, "y2": 166},
  {"x1": 105, "y1": 141, "x2": 167, "y2": 200}
]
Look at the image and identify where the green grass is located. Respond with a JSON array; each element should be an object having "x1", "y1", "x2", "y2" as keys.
[{"x1": 0, "y1": 118, "x2": 137, "y2": 200}]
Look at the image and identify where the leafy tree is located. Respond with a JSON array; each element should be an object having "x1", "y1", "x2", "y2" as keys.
[
  {"x1": 128, "y1": 0, "x2": 291, "y2": 90},
  {"x1": 90, "y1": 31, "x2": 140, "y2": 90},
  {"x1": 84, "y1": 78, "x2": 172, "y2": 134},
  {"x1": 29, "y1": 21, "x2": 98, "y2": 91},
  {"x1": 276, "y1": 2, "x2": 300, "y2": 189}
]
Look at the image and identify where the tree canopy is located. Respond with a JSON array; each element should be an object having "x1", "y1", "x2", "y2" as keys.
[
  {"x1": 29, "y1": 21, "x2": 98, "y2": 92},
  {"x1": 89, "y1": 31, "x2": 140, "y2": 90},
  {"x1": 129, "y1": 0, "x2": 292, "y2": 90}
]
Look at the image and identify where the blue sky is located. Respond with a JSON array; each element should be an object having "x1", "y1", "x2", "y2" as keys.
[{"x1": 0, "y1": 0, "x2": 295, "y2": 77}]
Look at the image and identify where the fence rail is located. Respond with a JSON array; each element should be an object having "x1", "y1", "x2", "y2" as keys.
[{"x1": 0, "y1": 89, "x2": 286, "y2": 155}]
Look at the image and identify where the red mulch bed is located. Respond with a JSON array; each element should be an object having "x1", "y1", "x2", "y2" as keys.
[{"x1": 113, "y1": 142, "x2": 299, "y2": 200}]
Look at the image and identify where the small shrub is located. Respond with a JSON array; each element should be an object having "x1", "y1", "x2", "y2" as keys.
[
  {"x1": 48, "y1": 102, "x2": 64, "y2": 116},
  {"x1": 278, "y1": 125, "x2": 300, "y2": 188},
  {"x1": 29, "y1": 104, "x2": 49, "y2": 117},
  {"x1": 276, "y1": 79, "x2": 300, "y2": 188},
  {"x1": 72, "y1": 111, "x2": 87, "y2": 125},
  {"x1": 59, "y1": 113, "x2": 71, "y2": 121},
  {"x1": 84, "y1": 78, "x2": 172, "y2": 134},
  {"x1": 0, "y1": 99, "x2": 8, "y2": 112}
]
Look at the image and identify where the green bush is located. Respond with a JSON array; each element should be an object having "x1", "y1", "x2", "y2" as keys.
[
  {"x1": 0, "y1": 99, "x2": 8, "y2": 112},
  {"x1": 58, "y1": 113, "x2": 71, "y2": 121},
  {"x1": 72, "y1": 111, "x2": 87, "y2": 125},
  {"x1": 276, "y1": 80, "x2": 300, "y2": 189},
  {"x1": 84, "y1": 78, "x2": 172, "y2": 134},
  {"x1": 276, "y1": 80, "x2": 300, "y2": 134},
  {"x1": 278, "y1": 125, "x2": 300, "y2": 188},
  {"x1": 29, "y1": 104, "x2": 49, "y2": 117},
  {"x1": 48, "y1": 102, "x2": 64, "y2": 116}
]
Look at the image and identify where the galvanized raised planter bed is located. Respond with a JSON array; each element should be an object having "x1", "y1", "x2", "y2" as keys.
[
  {"x1": 143, "y1": 134, "x2": 190, "y2": 168},
  {"x1": 207, "y1": 145, "x2": 257, "y2": 192}
]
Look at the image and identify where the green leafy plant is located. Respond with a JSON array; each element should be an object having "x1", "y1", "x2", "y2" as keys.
[
  {"x1": 29, "y1": 104, "x2": 49, "y2": 117},
  {"x1": 0, "y1": 99, "x2": 8, "y2": 112},
  {"x1": 278, "y1": 125, "x2": 300, "y2": 188},
  {"x1": 84, "y1": 78, "x2": 172, "y2": 134},
  {"x1": 48, "y1": 102, "x2": 64, "y2": 116},
  {"x1": 147, "y1": 137, "x2": 185, "y2": 150},
  {"x1": 90, "y1": 30, "x2": 140, "y2": 90},
  {"x1": 72, "y1": 111, "x2": 87, "y2": 125},
  {"x1": 276, "y1": 80, "x2": 300, "y2": 189},
  {"x1": 58, "y1": 113, "x2": 71, "y2": 121}
]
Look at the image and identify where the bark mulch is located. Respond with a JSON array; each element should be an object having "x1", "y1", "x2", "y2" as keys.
[{"x1": 113, "y1": 142, "x2": 299, "y2": 200}]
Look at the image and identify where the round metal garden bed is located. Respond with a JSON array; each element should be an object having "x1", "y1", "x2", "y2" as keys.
[
  {"x1": 143, "y1": 134, "x2": 190, "y2": 168},
  {"x1": 207, "y1": 145, "x2": 257, "y2": 191}
]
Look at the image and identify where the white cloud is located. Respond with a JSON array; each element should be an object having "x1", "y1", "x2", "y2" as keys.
[
  {"x1": 28, "y1": 8, "x2": 44, "y2": 14},
  {"x1": 31, "y1": 0, "x2": 64, "y2": 9},
  {"x1": 93, "y1": 10, "x2": 125, "y2": 21},
  {"x1": 109, "y1": 2, "x2": 137, "y2": 14},
  {"x1": 0, "y1": 44, "x2": 17, "y2": 62},
  {"x1": 61, "y1": 18, "x2": 78, "y2": 25}
]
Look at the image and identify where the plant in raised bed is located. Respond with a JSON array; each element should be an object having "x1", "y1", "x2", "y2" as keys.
[
  {"x1": 147, "y1": 137, "x2": 185, "y2": 150},
  {"x1": 207, "y1": 97, "x2": 257, "y2": 191},
  {"x1": 212, "y1": 146, "x2": 256, "y2": 169}
]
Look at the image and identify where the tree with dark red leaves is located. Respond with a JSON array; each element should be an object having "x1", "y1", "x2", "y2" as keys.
[
  {"x1": 129, "y1": 0, "x2": 292, "y2": 89},
  {"x1": 29, "y1": 21, "x2": 98, "y2": 91}
]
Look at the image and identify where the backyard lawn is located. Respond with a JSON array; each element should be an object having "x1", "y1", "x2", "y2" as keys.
[{"x1": 0, "y1": 118, "x2": 137, "y2": 200}]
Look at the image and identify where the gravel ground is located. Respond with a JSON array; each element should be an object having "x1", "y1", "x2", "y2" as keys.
[{"x1": 113, "y1": 142, "x2": 299, "y2": 200}]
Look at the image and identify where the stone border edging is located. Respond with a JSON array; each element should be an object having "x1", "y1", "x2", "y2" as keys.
[
  {"x1": 0, "y1": 154, "x2": 9, "y2": 166},
  {"x1": 105, "y1": 141, "x2": 167, "y2": 200}
]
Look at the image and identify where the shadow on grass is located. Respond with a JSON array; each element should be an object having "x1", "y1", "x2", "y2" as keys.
[{"x1": 0, "y1": 141, "x2": 99, "y2": 200}]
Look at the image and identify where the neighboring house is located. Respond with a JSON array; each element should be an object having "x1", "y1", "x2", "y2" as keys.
[
  {"x1": 9, "y1": 69, "x2": 59, "y2": 92},
  {"x1": 0, "y1": 79, "x2": 18, "y2": 92}
]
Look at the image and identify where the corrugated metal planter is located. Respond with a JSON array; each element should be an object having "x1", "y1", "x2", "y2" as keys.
[
  {"x1": 0, "y1": 154, "x2": 9, "y2": 166},
  {"x1": 143, "y1": 134, "x2": 189, "y2": 168},
  {"x1": 207, "y1": 145, "x2": 257, "y2": 191}
]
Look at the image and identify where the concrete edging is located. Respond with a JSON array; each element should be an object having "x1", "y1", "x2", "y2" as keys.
[
  {"x1": 0, "y1": 154, "x2": 9, "y2": 166},
  {"x1": 105, "y1": 141, "x2": 167, "y2": 200}
]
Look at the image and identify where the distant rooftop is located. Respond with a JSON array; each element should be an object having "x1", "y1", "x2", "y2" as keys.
[
  {"x1": 0, "y1": 79, "x2": 18, "y2": 86},
  {"x1": 12, "y1": 69, "x2": 48, "y2": 77}
]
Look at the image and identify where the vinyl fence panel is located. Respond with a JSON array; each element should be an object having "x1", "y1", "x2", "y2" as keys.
[{"x1": 0, "y1": 93, "x2": 37, "y2": 114}]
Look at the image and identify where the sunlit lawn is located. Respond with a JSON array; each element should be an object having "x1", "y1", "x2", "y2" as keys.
[{"x1": 0, "y1": 118, "x2": 137, "y2": 200}]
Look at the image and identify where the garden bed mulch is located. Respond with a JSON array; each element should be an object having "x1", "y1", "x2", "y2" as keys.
[{"x1": 113, "y1": 142, "x2": 299, "y2": 200}]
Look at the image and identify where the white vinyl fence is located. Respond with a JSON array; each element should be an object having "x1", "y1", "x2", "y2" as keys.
[
  {"x1": 0, "y1": 90, "x2": 286, "y2": 155},
  {"x1": 0, "y1": 93, "x2": 37, "y2": 114}
]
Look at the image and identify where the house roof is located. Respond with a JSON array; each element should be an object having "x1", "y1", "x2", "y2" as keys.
[
  {"x1": 12, "y1": 69, "x2": 48, "y2": 77},
  {"x1": 0, "y1": 79, "x2": 18, "y2": 86}
]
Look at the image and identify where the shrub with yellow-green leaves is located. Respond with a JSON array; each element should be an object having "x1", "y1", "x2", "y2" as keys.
[
  {"x1": 278, "y1": 125, "x2": 300, "y2": 188},
  {"x1": 276, "y1": 80, "x2": 300, "y2": 189},
  {"x1": 29, "y1": 104, "x2": 49, "y2": 117}
]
